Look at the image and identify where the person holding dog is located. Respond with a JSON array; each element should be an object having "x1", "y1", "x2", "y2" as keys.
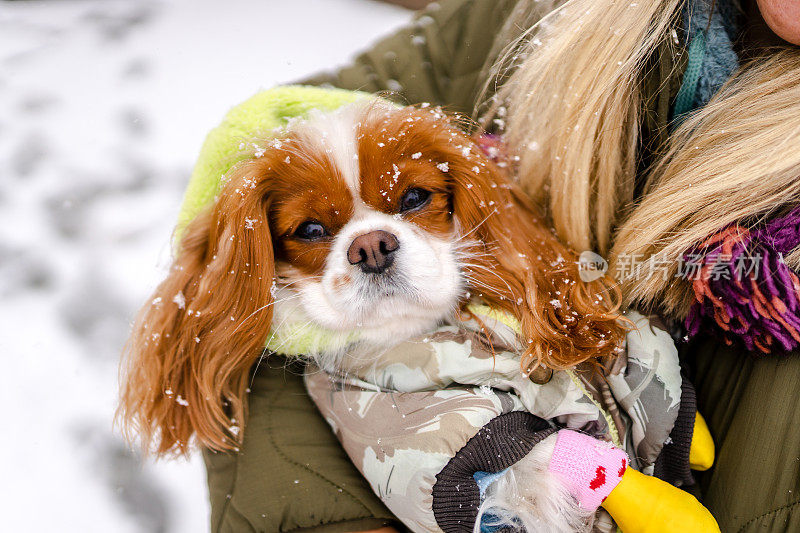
[{"x1": 191, "y1": 0, "x2": 800, "y2": 530}]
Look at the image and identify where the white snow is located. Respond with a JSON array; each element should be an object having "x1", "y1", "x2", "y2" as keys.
[
  {"x1": 172, "y1": 290, "x2": 186, "y2": 309},
  {"x1": 0, "y1": 0, "x2": 411, "y2": 531}
]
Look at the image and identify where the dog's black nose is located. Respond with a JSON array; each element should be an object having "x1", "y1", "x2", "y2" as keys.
[{"x1": 347, "y1": 230, "x2": 400, "y2": 274}]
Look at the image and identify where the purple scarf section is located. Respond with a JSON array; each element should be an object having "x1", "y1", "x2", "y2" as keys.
[{"x1": 684, "y1": 207, "x2": 800, "y2": 353}]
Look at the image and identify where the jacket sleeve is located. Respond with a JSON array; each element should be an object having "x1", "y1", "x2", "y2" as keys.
[
  {"x1": 298, "y1": 0, "x2": 526, "y2": 116},
  {"x1": 304, "y1": 370, "x2": 556, "y2": 532},
  {"x1": 432, "y1": 411, "x2": 557, "y2": 531}
]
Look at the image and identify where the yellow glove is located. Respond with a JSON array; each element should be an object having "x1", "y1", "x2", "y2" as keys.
[
  {"x1": 602, "y1": 467, "x2": 719, "y2": 532},
  {"x1": 689, "y1": 412, "x2": 715, "y2": 471}
]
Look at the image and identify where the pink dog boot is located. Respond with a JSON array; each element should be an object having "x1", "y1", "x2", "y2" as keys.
[
  {"x1": 548, "y1": 429, "x2": 719, "y2": 532},
  {"x1": 547, "y1": 429, "x2": 628, "y2": 511}
]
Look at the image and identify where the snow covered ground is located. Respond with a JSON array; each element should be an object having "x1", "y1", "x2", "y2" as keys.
[{"x1": 0, "y1": 1, "x2": 412, "y2": 531}]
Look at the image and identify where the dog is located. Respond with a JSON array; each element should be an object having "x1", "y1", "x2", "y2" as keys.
[{"x1": 118, "y1": 99, "x2": 627, "y2": 530}]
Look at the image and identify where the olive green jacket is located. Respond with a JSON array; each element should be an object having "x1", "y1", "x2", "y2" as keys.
[{"x1": 204, "y1": 1, "x2": 800, "y2": 531}]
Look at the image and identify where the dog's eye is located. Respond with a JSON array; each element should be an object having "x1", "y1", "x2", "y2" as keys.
[
  {"x1": 399, "y1": 188, "x2": 431, "y2": 213},
  {"x1": 294, "y1": 220, "x2": 328, "y2": 241}
]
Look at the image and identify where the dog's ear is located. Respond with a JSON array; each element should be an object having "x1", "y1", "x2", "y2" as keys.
[
  {"x1": 118, "y1": 158, "x2": 276, "y2": 455},
  {"x1": 445, "y1": 134, "x2": 627, "y2": 373}
]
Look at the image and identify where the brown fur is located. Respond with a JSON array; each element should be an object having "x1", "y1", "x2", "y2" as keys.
[
  {"x1": 357, "y1": 107, "x2": 627, "y2": 373},
  {"x1": 117, "y1": 139, "x2": 346, "y2": 455},
  {"x1": 118, "y1": 104, "x2": 627, "y2": 456}
]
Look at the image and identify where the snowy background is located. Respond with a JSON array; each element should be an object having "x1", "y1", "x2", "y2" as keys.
[{"x1": 0, "y1": 1, "x2": 412, "y2": 531}]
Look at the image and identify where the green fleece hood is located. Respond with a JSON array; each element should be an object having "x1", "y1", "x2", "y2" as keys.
[{"x1": 177, "y1": 85, "x2": 371, "y2": 234}]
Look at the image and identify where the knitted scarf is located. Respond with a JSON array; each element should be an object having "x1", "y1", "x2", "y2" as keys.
[
  {"x1": 684, "y1": 210, "x2": 800, "y2": 353},
  {"x1": 673, "y1": 0, "x2": 740, "y2": 119},
  {"x1": 673, "y1": 1, "x2": 800, "y2": 353}
]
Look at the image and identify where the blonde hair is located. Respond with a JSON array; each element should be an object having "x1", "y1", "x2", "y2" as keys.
[
  {"x1": 492, "y1": 0, "x2": 685, "y2": 254},
  {"x1": 490, "y1": 0, "x2": 800, "y2": 318},
  {"x1": 612, "y1": 49, "x2": 800, "y2": 316}
]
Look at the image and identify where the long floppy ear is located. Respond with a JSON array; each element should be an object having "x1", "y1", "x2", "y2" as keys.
[
  {"x1": 118, "y1": 158, "x2": 275, "y2": 455},
  {"x1": 445, "y1": 135, "x2": 627, "y2": 373}
]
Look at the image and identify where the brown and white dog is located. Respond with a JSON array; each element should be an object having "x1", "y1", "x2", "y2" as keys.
[{"x1": 118, "y1": 100, "x2": 624, "y2": 459}]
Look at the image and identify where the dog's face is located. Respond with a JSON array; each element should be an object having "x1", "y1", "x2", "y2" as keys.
[
  {"x1": 120, "y1": 101, "x2": 625, "y2": 455},
  {"x1": 266, "y1": 104, "x2": 469, "y2": 344}
]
